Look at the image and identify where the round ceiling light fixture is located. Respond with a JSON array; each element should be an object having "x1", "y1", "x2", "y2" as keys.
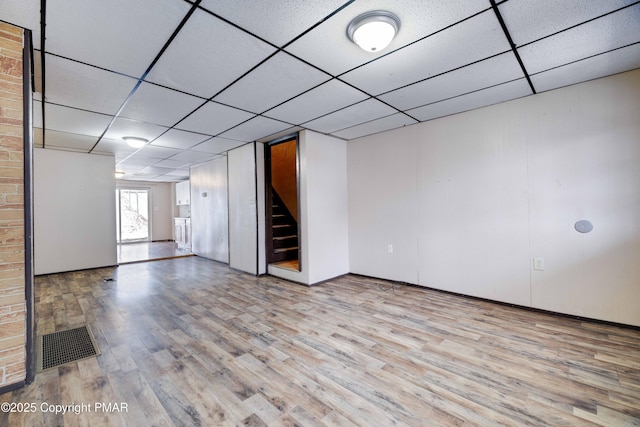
[
  {"x1": 122, "y1": 136, "x2": 149, "y2": 148},
  {"x1": 347, "y1": 10, "x2": 400, "y2": 53}
]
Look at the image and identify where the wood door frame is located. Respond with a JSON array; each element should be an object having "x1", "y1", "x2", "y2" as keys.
[{"x1": 265, "y1": 134, "x2": 301, "y2": 270}]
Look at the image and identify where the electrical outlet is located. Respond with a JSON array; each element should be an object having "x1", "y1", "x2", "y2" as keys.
[
  {"x1": 533, "y1": 257, "x2": 544, "y2": 271},
  {"x1": 387, "y1": 244, "x2": 393, "y2": 253}
]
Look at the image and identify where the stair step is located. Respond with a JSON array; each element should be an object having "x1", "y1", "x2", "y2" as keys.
[
  {"x1": 273, "y1": 235, "x2": 297, "y2": 241},
  {"x1": 273, "y1": 224, "x2": 292, "y2": 229},
  {"x1": 274, "y1": 247, "x2": 298, "y2": 253}
]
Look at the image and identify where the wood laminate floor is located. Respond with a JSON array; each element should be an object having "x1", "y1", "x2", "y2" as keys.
[
  {"x1": 2, "y1": 257, "x2": 639, "y2": 426},
  {"x1": 117, "y1": 241, "x2": 193, "y2": 264}
]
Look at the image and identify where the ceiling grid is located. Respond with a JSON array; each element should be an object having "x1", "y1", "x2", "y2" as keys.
[{"x1": 0, "y1": 0, "x2": 638, "y2": 181}]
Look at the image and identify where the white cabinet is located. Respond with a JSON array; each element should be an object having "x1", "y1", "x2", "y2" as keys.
[
  {"x1": 176, "y1": 180, "x2": 190, "y2": 205},
  {"x1": 174, "y1": 218, "x2": 191, "y2": 250}
]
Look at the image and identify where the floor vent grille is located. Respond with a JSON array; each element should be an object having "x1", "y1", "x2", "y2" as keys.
[{"x1": 37, "y1": 325, "x2": 101, "y2": 372}]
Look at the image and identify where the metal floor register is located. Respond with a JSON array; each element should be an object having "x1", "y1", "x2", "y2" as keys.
[{"x1": 37, "y1": 325, "x2": 101, "y2": 371}]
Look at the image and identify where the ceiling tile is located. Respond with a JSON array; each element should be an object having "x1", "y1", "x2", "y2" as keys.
[
  {"x1": 45, "y1": 55, "x2": 137, "y2": 115},
  {"x1": 341, "y1": 10, "x2": 511, "y2": 95},
  {"x1": 0, "y1": 0, "x2": 42, "y2": 49},
  {"x1": 137, "y1": 145, "x2": 182, "y2": 160},
  {"x1": 145, "y1": 9, "x2": 276, "y2": 98},
  {"x1": 102, "y1": 118, "x2": 169, "y2": 143},
  {"x1": 46, "y1": 0, "x2": 191, "y2": 76},
  {"x1": 379, "y1": 52, "x2": 524, "y2": 111},
  {"x1": 166, "y1": 168, "x2": 191, "y2": 177},
  {"x1": 286, "y1": 0, "x2": 488, "y2": 76},
  {"x1": 214, "y1": 52, "x2": 331, "y2": 113},
  {"x1": 139, "y1": 166, "x2": 175, "y2": 176},
  {"x1": 407, "y1": 79, "x2": 532, "y2": 122},
  {"x1": 532, "y1": 42, "x2": 640, "y2": 92},
  {"x1": 175, "y1": 101, "x2": 255, "y2": 136},
  {"x1": 219, "y1": 116, "x2": 293, "y2": 142},
  {"x1": 153, "y1": 159, "x2": 189, "y2": 169},
  {"x1": 191, "y1": 137, "x2": 248, "y2": 154},
  {"x1": 43, "y1": 130, "x2": 99, "y2": 152},
  {"x1": 500, "y1": 0, "x2": 638, "y2": 46},
  {"x1": 44, "y1": 104, "x2": 112, "y2": 137},
  {"x1": 518, "y1": 5, "x2": 640, "y2": 74},
  {"x1": 33, "y1": 101, "x2": 43, "y2": 128},
  {"x1": 200, "y1": 0, "x2": 347, "y2": 47},
  {"x1": 264, "y1": 79, "x2": 369, "y2": 124},
  {"x1": 168, "y1": 150, "x2": 219, "y2": 163},
  {"x1": 91, "y1": 138, "x2": 139, "y2": 157},
  {"x1": 119, "y1": 82, "x2": 205, "y2": 127},
  {"x1": 151, "y1": 129, "x2": 211, "y2": 150},
  {"x1": 117, "y1": 155, "x2": 160, "y2": 170},
  {"x1": 331, "y1": 113, "x2": 418, "y2": 140},
  {"x1": 303, "y1": 98, "x2": 397, "y2": 133}
]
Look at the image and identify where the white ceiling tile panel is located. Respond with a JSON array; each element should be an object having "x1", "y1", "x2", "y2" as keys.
[
  {"x1": 146, "y1": 9, "x2": 276, "y2": 98},
  {"x1": 119, "y1": 83, "x2": 205, "y2": 127},
  {"x1": 151, "y1": 129, "x2": 211, "y2": 150},
  {"x1": 285, "y1": 0, "x2": 488, "y2": 76},
  {"x1": 531, "y1": 43, "x2": 640, "y2": 92},
  {"x1": 331, "y1": 113, "x2": 418, "y2": 140},
  {"x1": 166, "y1": 168, "x2": 191, "y2": 177},
  {"x1": 264, "y1": 79, "x2": 369, "y2": 124},
  {"x1": 153, "y1": 159, "x2": 190, "y2": 169},
  {"x1": 191, "y1": 138, "x2": 248, "y2": 154},
  {"x1": 91, "y1": 138, "x2": 139, "y2": 156},
  {"x1": 139, "y1": 166, "x2": 175, "y2": 176},
  {"x1": 168, "y1": 150, "x2": 219, "y2": 163},
  {"x1": 518, "y1": 5, "x2": 640, "y2": 75},
  {"x1": 201, "y1": 0, "x2": 348, "y2": 47},
  {"x1": 45, "y1": 55, "x2": 137, "y2": 115},
  {"x1": 137, "y1": 145, "x2": 182, "y2": 160},
  {"x1": 175, "y1": 101, "x2": 255, "y2": 136},
  {"x1": 0, "y1": 0, "x2": 42, "y2": 49},
  {"x1": 46, "y1": 0, "x2": 191, "y2": 76},
  {"x1": 117, "y1": 155, "x2": 161, "y2": 169},
  {"x1": 44, "y1": 104, "x2": 112, "y2": 137},
  {"x1": 102, "y1": 118, "x2": 169, "y2": 143},
  {"x1": 33, "y1": 101, "x2": 43, "y2": 128},
  {"x1": 214, "y1": 52, "x2": 331, "y2": 113},
  {"x1": 43, "y1": 130, "x2": 99, "y2": 152},
  {"x1": 341, "y1": 10, "x2": 511, "y2": 95},
  {"x1": 379, "y1": 52, "x2": 524, "y2": 111},
  {"x1": 219, "y1": 116, "x2": 291, "y2": 142},
  {"x1": 500, "y1": 0, "x2": 638, "y2": 46},
  {"x1": 407, "y1": 79, "x2": 532, "y2": 122},
  {"x1": 303, "y1": 98, "x2": 397, "y2": 134}
]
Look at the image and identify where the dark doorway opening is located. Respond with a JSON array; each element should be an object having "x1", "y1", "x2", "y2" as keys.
[{"x1": 266, "y1": 136, "x2": 300, "y2": 271}]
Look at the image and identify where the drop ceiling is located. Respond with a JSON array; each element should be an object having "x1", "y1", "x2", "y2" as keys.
[{"x1": 2, "y1": 0, "x2": 639, "y2": 182}]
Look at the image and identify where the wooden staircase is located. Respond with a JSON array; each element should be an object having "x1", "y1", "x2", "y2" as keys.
[{"x1": 269, "y1": 189, "x2": 298, "y2": 263}]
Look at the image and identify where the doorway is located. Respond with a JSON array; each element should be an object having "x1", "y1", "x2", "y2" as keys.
[
  {"x1": 266, "y1": 137, "x2": 300, "y2": 271},
  {"x1": 116, "y1": 188, "x2": 150, "y2": 243}
]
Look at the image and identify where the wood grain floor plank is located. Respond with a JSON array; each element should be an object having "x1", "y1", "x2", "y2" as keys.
[{"x1": 1, "y1": 257, "x2": 639, "y2": 425}]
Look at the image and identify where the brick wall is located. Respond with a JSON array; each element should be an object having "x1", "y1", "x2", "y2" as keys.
[{"x1": 0, "y1": 22, "x2": 26, "y2": 388}]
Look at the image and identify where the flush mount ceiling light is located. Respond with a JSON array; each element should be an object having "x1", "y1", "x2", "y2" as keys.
[
  {"x1": 114, "y1": 171, "x2": 125, "y2": 179},
  {"x1": 122, "y1": 136, "x2": 148, "y2": 148},
  {"x1": 347, "y1": 10, "x2": 400, "y2": 53}
]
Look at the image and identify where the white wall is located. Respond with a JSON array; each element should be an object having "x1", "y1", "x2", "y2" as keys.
[
  {"x1": 348, "y1": 69, "x2": 640, "y2": 326},
  {"x1": 116, "y1": 180, "x2": 173, "y2": 241},
  {"x1": 190, "y1": 157, "x2": 228, "y2": 263},
  {"x1": 269, "y1": 131, "x2": 349, "y2": 285},
  {"x1": 228, "y1": 143, "x2": 260, "y2": 275},
  {"x1": 34, "y1": 149, "x2": 117, "y2": 274}
]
